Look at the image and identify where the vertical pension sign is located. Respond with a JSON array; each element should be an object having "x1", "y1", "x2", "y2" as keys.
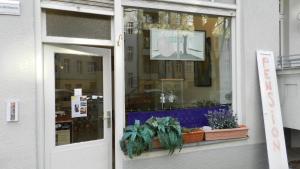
[{"x1": 257, "y1": 50, "x2": 289, "y2": 169}]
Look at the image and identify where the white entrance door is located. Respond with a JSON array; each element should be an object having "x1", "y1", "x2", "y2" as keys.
[{"x1": 44, "y1": 45, "x2": 112, "y2": 169}]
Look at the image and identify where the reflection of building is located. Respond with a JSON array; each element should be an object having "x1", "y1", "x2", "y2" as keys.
[
  {"x1": 124, "y1": 9, "x2": 139, "y2": 93},
  {"x1": 124, "y1": 9, "x2": 232, "y2": 111},
  {"x1": 55, "y1": 54, "x2": 104, "y2": 95}
]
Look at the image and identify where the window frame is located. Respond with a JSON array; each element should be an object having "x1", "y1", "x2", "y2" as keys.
[
  {"x1": 118, "y1": 2, "x2": 244, "y2": 163},
  {"x1": 122, "y1": 5, "x2": 242, "y2": 124},
  {"x1": 41, "y1": 2, "x2": 115, "y2": 47},
  {"x1": 122, "y1": 0, "x2": 236, "y2": 17}
]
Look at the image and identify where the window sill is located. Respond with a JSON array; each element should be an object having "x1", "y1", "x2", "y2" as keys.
[{"x1": 124, "y1": 137, "x2": 249, "y2": 161}]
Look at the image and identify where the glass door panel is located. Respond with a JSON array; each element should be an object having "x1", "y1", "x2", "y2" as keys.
[{"x1": 55, "y1": 53, "x2": 104, "y2": 146}]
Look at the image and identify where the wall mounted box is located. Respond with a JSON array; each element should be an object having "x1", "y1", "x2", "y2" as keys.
[{"x1": 6, "y1": 100, "x2": 19, "y2": 122}]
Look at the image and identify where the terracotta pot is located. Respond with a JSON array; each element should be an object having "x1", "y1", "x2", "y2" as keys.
[
  {"x1": 204, "y1": 125, "x2": 248, "y2": 141},
  {"x1": 183, "y1": 129, "x2": 205, "y2": 144},
  {"x1": 152, "y1": 138, "x2": 161, "y2": 149},
  {"x1": 152, "y1": 129, "x2": 205, "y2": 148}
]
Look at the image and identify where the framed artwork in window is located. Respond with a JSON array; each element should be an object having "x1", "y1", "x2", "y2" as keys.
[{"x1": 194, "y1": 37, "x2": 212, "y2": 87}]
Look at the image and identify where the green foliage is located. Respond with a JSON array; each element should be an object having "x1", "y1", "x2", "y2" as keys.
[
  {"x1": 120, "y1": 120, "x2": 155, "y2": 158},
  {"x1": 207, "y1": 109, "x2": 238, "y2": 130},
  {"x1": 146, "y1": 117, "x2": 183, "y2": 155},
  {"x1": 194, "y1": 100, "x2": 220, "y2": 108},
  {"x1": 120, "y1": 117, "x2": 183, "y2": 158}
]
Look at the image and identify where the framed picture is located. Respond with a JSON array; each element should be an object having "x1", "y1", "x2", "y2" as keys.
[
  {"x1": 194, "y1": 37, "x2": 212, "y2": 87},
  {"x1": 150, "y1": 28, "x2": 206, "y2": 61}
]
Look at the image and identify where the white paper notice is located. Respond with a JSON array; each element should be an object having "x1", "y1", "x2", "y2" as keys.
[
  {"x1": 71, "y1": 96, "x2": 87, "y2": 118},
  {"x1": 257, "y1": 50, "x2": 289, "y2": 169},
  {"x1": 74, "y1": 88, "x2": 82, "y2": 96}
]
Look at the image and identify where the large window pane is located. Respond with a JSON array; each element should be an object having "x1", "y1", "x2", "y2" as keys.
[{"x1": 124, "y1": 8, "x2": 232, "y2": 128}]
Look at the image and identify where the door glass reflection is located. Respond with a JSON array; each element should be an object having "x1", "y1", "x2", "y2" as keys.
[{"x1": 55, "y1": 53, "x2": 104, "y2": 146}]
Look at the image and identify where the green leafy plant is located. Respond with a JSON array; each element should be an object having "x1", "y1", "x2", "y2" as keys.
[
  {"x1": 146, "y1": 117, "x2": 183, "y2": 155},
  {"x1": 120, "y1": 120, "x2": 155, "y2": 158},
  {"x1": 194, "y1": 100, "x2": 220, "y2": 108},
  {"x1": 206, "y1": 109, "x2": 238, "y2": 130}
]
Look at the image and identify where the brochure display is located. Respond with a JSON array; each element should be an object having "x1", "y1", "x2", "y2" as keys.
[{"x1": 71, "y1": 96, "x2": 88, "y2": 118}]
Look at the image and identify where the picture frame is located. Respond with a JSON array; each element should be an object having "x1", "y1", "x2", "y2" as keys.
[
  {"x1": 194, "y1": 36, "x2": 212, "y2": 87},
  {"x1": 150, "y1": 28, "x2": 206, "y2": 61}
]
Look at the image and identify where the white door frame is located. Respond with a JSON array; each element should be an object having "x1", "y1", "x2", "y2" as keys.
[{"x1": 43, "y1": 44, "x2": 112, "y2": 169}]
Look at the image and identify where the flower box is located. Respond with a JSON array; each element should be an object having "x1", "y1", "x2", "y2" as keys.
[
  {"x1": 152, "y1": 138, "x2": 161, "y2": 149},
  {"x1": 183, "y1": 129, "x2": 205, "y2": 144},
  {"x1": 152, "y1": 129, "x2": 205, "y2": 148},
  {"x1": 204, "y1": 125, "x2": 248, "y2": 141}
]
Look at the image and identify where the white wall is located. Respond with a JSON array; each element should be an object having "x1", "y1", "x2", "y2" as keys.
[
  {"x1": 0, "y1": 1, "x2": 37, "y2": 169},
  {"x1": 125, "y1": 143, "x2": 268, "y2": 169},
  {"x1": 241, "y1": 0, "x2": 279, "y2": 145}
]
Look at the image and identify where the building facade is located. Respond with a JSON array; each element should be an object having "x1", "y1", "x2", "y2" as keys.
[{"x1": 0, "y1": 0, "x2": 285, "y2": 169}]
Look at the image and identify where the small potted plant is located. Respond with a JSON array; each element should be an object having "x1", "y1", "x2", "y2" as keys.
[
  {"x1": 182, "y1": 128, "x2": 205, "y2": 144},
  {"x1": 120, "y1": 117, "x2": 183, "y2": 158},
  {"x1": 120, "y1": 120, "x2": 155, "y2": 158},
  {"x1": 204, "y1": 109, "x2": 248, "y2": 141},
  {"x1": 146, "y1": 117, "x2": 183, "y2": 155}
]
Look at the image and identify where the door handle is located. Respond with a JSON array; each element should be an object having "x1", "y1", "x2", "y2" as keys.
[{"x1": 103, "y1": 111, "x2": 111, "y2": 128}]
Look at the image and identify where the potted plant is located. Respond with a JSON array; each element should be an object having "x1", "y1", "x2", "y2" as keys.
[
  {"x1": 182, "y1": 128, "x2": 205, "y2": 144},
  {"x1": 120, "y1": 120, "x2": 155, "y2": 158},
  {"x1": 146, "y1": 117, "x2": 183, "y2": 155},
  {"x1": 204, "y1": 109, "x2": 248, "y2": 141}
]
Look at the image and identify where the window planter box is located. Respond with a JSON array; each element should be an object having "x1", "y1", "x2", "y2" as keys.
[
  {"x1": 152, "y1": 138, "x2": 161, "y2": 149},
  {"x1": 204, "y1": 125, "x2": 248, "y2": 141},
  {"x1": 183, "y1": 129, "x2": 205, "y2": 144},
  {"x1": 152, "y1": 129, "x2": 205, "y2": 148}
]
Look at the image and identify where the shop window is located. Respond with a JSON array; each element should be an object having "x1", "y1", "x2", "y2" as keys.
[
  {"x1": 124, "y1": 8, "x2": 232, "y2": 128},
  {"x1": 89, "y1": 82, "x2": 97, "y2": 90},
  {"x1": 65, "y1": 84, "x2": 72, "y2": 90},
  {"x1": 128, "y1": 73, "x2": 134, "y2": 88},
  {"x1": 127, "y1": 22, "x2": 134, "y2": 34},
  {"x1": 87, "y1": 62, "x2": 97, "y2": 73},
  {"x1": 76, "y1": 60, "x2": 82, "y2": 73},
  {"x1": 76, "y1": 84, "x2": 82, "y2": 88},
  {"x1": 127, "y1": 46, "x2": 134, "y2": 61},
  {"x1": 63, "y1": 59, "x2": 70, "y2": 73}
]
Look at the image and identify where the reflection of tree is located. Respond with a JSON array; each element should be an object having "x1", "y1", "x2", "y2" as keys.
[
  {"x1": 212, "y1": 17, "x2": 231, "y2": 51},
  {"x1": 213, "y1": 17, "x2": 232, "y2": 104},
  {"x1": 142, "y1": 11, "x2": 195, "y2": 31}
]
